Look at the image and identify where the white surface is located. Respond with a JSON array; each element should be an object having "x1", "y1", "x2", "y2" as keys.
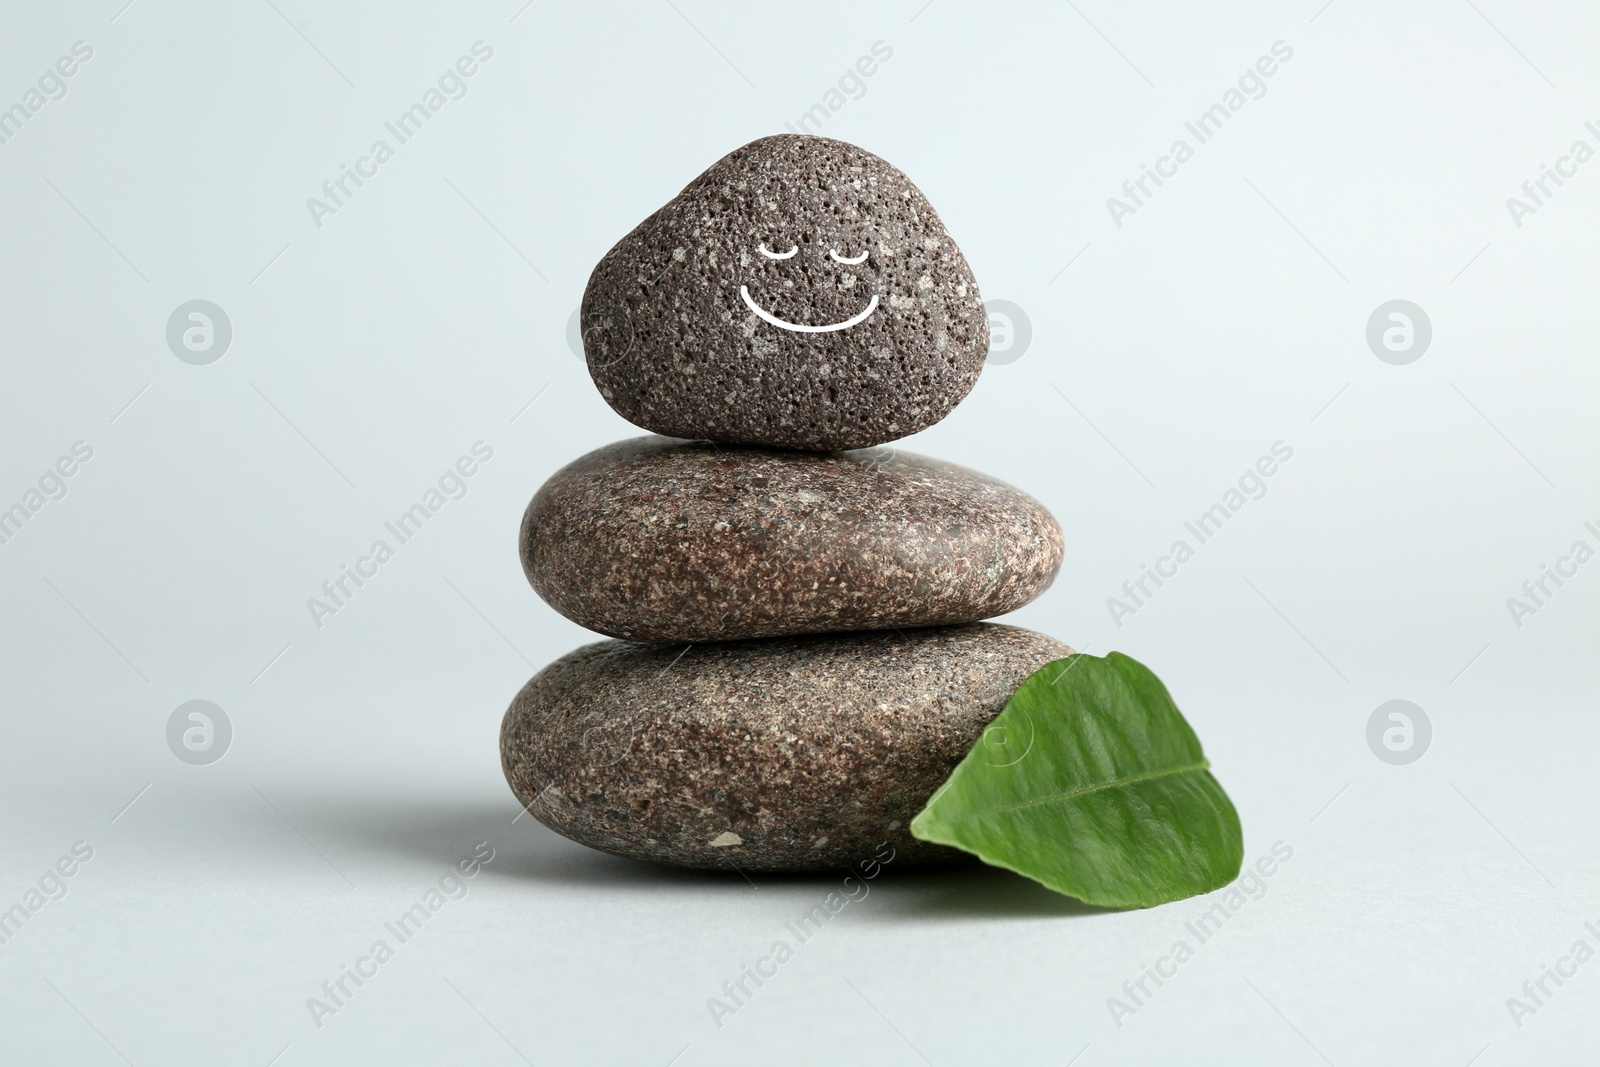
[{"x1": 2, "y1": 1, "x2": 1597, "y2": 1064}]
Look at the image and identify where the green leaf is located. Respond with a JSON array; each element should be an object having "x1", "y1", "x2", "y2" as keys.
[{"x1": 910, "y1": 652, "x2": 1243, "y2": 908}]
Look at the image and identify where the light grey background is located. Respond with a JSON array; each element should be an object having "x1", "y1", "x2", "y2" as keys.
[{"x1": 2, "y1": 0, "x2": 1597, "y2": 1064}]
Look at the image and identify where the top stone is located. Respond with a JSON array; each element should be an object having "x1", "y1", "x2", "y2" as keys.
[{"x1": 581, "y1": 135, "x2": 989, "y2": 451}]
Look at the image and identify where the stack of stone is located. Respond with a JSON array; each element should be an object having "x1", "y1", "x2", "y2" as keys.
[{"x1": 501, "y1": 135, "x2": 1072, "y2": 871}]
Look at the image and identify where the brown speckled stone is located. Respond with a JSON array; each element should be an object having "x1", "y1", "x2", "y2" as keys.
[
  {"x1": 520, "y1": 436, "x2": 1064, "y2": 642},
  {"x1": 581, "y1": 134, "x2": 988, "y2": 451},
  {"x1": 500, "y1": 623, "x2": 1073, "y2": 871}
]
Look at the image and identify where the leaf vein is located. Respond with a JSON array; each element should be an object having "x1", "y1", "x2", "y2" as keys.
[{"x1": 970, "y1": 759, "x2": 1212, "y2": 815}]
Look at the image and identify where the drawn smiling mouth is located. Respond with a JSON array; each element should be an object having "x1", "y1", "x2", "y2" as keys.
[{"x1": 739, "y1": 286, "x2": 879, "y2": 334}]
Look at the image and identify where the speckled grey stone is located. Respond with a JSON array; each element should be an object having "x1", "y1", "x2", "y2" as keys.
[
  {"x1": 581, "y1": 134, "x2": 988, "y2": 451},
  {"x1": 500, "y1": 623, "x2": 1074, "y2": 871},
  {"x1": 521, "y1": 436, "x2": 1064, "y2": 642}
]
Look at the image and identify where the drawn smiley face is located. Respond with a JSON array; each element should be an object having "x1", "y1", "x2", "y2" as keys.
[{"x1": 739, "y1": 242, "x2": 879, "y2": 333}]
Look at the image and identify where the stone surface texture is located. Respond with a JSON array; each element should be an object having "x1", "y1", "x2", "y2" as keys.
[
  {"x1": 581, "y1": 134, "x2": 988, "y2": 451},
  {"x1": 521, "y1": 436, "x2": 1064, "y2": 642},
  {"x1": 500, "y1": 624, "x2": 1074, "y2": 871}
]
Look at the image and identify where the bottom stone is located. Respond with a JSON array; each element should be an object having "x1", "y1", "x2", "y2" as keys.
[{"x1": 500, "y1": 623, "x2": 1073, "y2": 871}]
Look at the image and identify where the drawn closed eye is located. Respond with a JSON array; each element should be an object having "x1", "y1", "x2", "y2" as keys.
[
  {"x1": 758, "y1": 243, "x2": 798, "y2": 260},
  {"x1": 829, "y1": 249, "x2": 868, "y2": 265}
]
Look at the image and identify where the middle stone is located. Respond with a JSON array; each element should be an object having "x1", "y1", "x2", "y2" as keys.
[{"x1": 521, "y1": 435, "x2": 1064, "y2": 642}]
